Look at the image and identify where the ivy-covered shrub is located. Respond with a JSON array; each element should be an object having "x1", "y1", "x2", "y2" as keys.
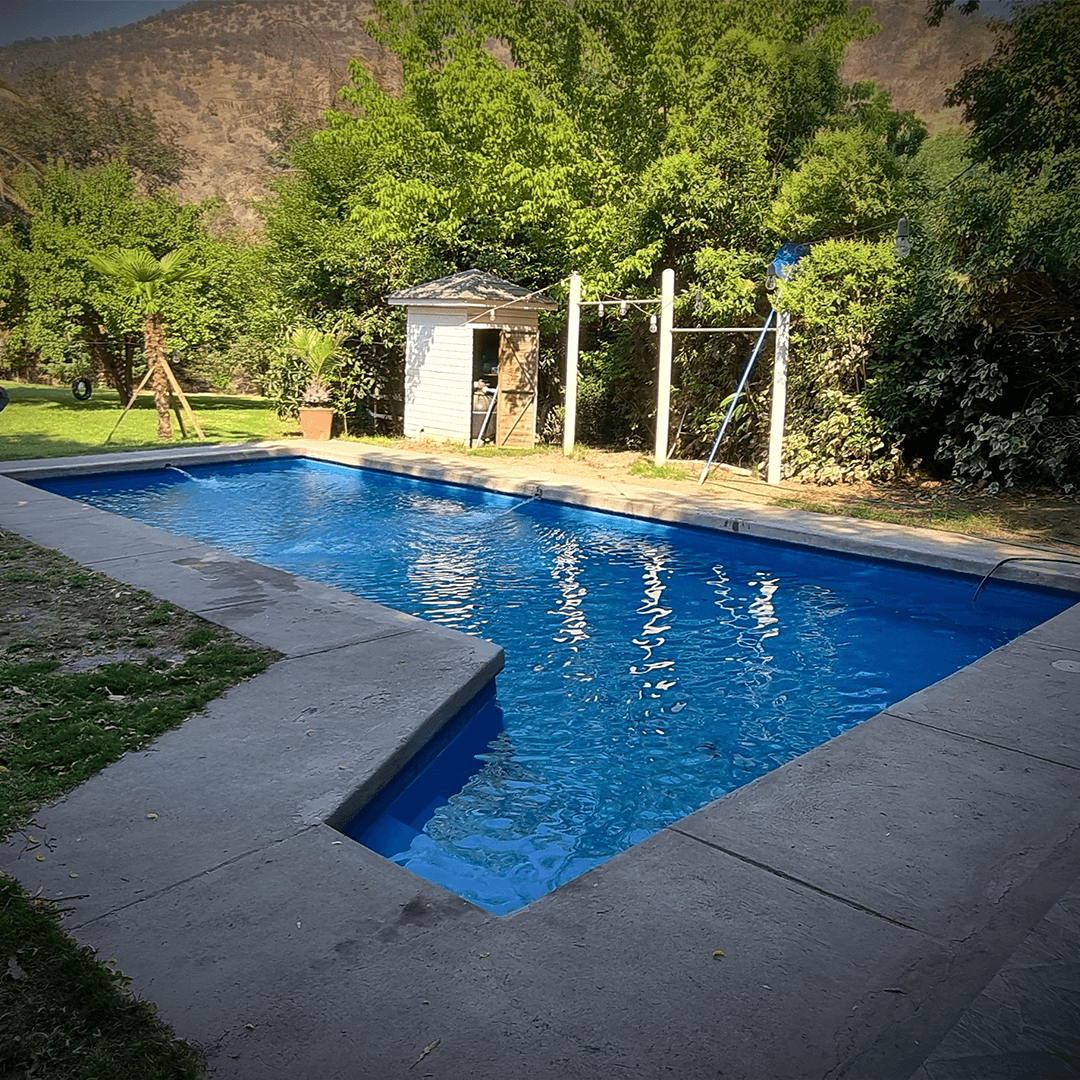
[
  {"x1": 784, "y1": 388, "x2": 901, "y2": 483},
  {"x1": 777, "y1": 239, "x2": 909, "y2": 482}
]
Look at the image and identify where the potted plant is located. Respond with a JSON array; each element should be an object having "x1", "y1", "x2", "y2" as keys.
[{"x1": 288, "y1": 326, "x2": 348, "y2": 440}]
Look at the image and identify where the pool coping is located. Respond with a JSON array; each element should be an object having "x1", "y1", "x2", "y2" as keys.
[{"x1": 1, "y1": 441, "x2": 1079, "y2": 1080}]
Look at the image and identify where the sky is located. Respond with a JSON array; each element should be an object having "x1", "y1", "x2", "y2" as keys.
[{"x1": 0, "y1": 1, "x2": 202, "y2": 48}]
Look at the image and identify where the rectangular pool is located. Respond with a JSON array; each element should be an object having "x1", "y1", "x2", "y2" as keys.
[{"x1": 35, "y1": 458, "x2": 1076, "y2": 913}]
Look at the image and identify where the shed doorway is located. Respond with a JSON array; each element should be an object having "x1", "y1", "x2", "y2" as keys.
[{"x1": 471, "y1": 329, "x2": 500, "y2": 444}]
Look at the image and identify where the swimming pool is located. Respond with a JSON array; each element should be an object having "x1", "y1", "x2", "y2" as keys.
[{"x1": 36, "y1": 458, "x2": 1075, "y2": 914}]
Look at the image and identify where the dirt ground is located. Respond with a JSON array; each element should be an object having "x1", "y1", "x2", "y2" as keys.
[
  {"x1": 0, "y1": 532, "x2": 253, "y2": 674},
  {"x1": 379, "y1": 439, "x2": 1080, "y2": 556}
]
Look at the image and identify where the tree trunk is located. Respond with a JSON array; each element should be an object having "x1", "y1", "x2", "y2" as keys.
[
  {"x1": 144, "y1": 310, "x2": 172, "y2": 440},
  {"x1": 78, "y1": 312, "x2": 132, "y2": 404}
]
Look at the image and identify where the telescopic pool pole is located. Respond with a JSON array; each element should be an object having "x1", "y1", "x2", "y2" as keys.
[{"x1": 697, "y1": 308, "x2": 777, "y2": 485}]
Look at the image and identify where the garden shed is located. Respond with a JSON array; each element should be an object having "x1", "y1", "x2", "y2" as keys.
[{"x1": 386, "y1": 269, "x2": 558, "y2": 448}]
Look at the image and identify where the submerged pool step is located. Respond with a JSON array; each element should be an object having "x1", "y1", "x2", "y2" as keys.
[{"x1": 358, "y1": 813, "x2": 420, "y2": 857}]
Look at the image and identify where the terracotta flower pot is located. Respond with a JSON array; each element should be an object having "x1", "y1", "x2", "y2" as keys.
[{"x1": 298, "y1": 407, "x2": 335, "y2": 440}]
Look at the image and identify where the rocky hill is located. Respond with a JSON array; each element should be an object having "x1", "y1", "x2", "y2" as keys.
[{"x1": 0, "y1": 0, "x2": 997, "y2": 232}]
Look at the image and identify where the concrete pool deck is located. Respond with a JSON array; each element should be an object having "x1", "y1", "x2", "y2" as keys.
[{"x1": 0, "y1": 441, "x2": 1078, "y2": 1079}]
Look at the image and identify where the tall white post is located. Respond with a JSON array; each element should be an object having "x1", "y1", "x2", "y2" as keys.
[
  {"x1": 563, "y1": 271, "x2": 581, "y2": 455},
  {"x1": 654, "y1": 267, "x2": 675, "y2": 466},
  {"x1": 766, "y1": 310, "x2": 790, "y2": 485}
]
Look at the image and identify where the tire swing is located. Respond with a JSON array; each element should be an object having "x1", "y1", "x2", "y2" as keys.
[{"x1": 72, "y1": 378, "x2": 93, "y2": 401}]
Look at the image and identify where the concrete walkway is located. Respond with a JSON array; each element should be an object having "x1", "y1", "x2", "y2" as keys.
[{"x1": 1, "y1": 442, "x2": 1079, "y2": 1080}]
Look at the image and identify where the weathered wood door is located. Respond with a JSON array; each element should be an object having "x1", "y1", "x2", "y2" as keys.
[{"x1": 496, "y1": 330, "x2": 538, "y2": 448}]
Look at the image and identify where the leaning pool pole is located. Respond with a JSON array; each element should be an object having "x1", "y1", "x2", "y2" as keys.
[{"x1": 697, "y1": 308, "x2": 777, "y2": 485}]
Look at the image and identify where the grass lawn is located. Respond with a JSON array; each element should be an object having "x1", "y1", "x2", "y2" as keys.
[
  {"x1": 0, "y1": 382, "x2": 289, "y2": 460},
  {"x1": 0, "y1": 529, "x2": 280, "y2": 1078}
]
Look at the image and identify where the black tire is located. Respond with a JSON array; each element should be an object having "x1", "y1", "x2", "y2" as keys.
[{"x1": 72, "y1": 379, "x2": 92, "y2": 401}]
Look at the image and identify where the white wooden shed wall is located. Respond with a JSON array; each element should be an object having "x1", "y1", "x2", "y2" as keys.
[{"x1": 403, "y1": 307, "x2": 473, "y2": 442}]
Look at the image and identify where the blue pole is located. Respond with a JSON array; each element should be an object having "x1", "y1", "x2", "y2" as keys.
[{"x1": 697, "y1": 309, "x2": 777, "y2": 485}]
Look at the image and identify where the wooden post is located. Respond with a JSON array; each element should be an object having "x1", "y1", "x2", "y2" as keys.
[
  {"x1": 654, "y1": 268, "x2": 674, "y2": 465},
  {"x1": 767, "y1": 311, "x2": 790, "y2": 485},
  {"x1": 104, "y1": 368, "x2": 154, "y2": 444},
  {"x1": 563, "y1": 271, "x2": 581, "y2": 455},
  {"x1": 161, "y1": 353, "x2": 206, "y2": 440}
]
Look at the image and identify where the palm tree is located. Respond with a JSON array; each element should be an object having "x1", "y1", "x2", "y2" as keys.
[{"x1": 86, "y1": 248, "x2": 205, "y2": 439}]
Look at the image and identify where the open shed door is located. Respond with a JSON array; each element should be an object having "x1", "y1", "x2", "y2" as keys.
[{"x1": 496, "y1": 330, "x2": 538, "y2": 448}]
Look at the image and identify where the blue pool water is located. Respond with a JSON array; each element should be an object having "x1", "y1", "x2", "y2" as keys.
[{"x1": 36, "y1": 459, "x2": 1074, "y2": 913}]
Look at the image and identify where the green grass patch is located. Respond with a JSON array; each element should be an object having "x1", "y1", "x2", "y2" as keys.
[
  {"x1": 629, "y1": 459, "x2": 690, "y2": 480},
  {"x1": 0, "y1": 640, "x2": 277, "y2": 838},
  {"x1": 0, "y1": 874, "x2": 207, "y2": 1079},
  {"x1": 0, "y1": 382, "x2": 287, "y2": 460},
  {"x1": 467, "y1": 444, "x2": 552, "y2": 458}
]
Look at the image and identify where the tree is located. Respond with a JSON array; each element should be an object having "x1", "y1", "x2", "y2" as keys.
[
  {"x1": 265, "y1": 0, "x2": 922, "y2": 455},
  {"x1": 874, "y1": 0, "x2": 1080, "y2": 491},
  {"x1": 945, "y1": 0, "x2": 1080, "y2": 170},
  {"x1": 0, "y1": 66, "x2": 188, "y2": 192},
  {"x1": 86, "y1": 248, "x2": 206, "y2": 438},
  {"x1": 0, "y1": 161, "x2": 265, "y2": 402}
]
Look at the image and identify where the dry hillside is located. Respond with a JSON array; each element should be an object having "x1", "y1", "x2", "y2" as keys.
[
  {"x1": 0, "y1": 0, "x2": 999, "y2": 229},
  {"x1": 842, "y1": 1, "x2": 997, "y2": 134},
  {"x1": 0, "y1": 0, "x2": 399, "y2": 230}
]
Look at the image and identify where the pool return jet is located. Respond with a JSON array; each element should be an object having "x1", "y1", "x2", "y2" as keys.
[{"x1": 561, "y1": 244, "x2": 807, "y2": 484}]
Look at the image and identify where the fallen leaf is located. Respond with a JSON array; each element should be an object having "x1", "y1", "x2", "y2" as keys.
[
  {"x1": 146, "y1": 813, "x2": 157, "y2": 820},
  {"x1": 479, "y1": 952, "x2": 490, "y2": 958},
  {"x1": 69, "y1": 872, "x2": 78, "y2": 878},
  {"x1": 245, "y1": 1024, "x2": 255, "y2": 1031},
  {"x1": 35, "y1": 853, "x2": 44, "y2": 862},
  {"x1": 712, "y1": 950, "x2": 725, "y2": 959},
  {"x1": 409, "y1": 1039, "x2": 441, "y2": 1070}
]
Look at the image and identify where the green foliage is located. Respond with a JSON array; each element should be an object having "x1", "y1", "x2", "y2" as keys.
[
  {"x1": 0, "y1": 163, "x2": 269, "y2": 400},
  {"x1": 263, "y1": 0, "x2": 908, "y2": 461},
  {"x1": 947, "y1": 0, "x2": 1080, "y2": 172},
  {"x1": 871, "y1": 0, "x2": 1080, "y2": 492},
  {"x1": 771, "y1": 127, "x2": 923, "y2": 240},
  {"x1": 0, "y1": 65, "x2": 188, "y2": 191},
  {"x1": 280, "y1": 324, "x2": 352, "y2": 409},
  {"x1": 86, "y1": 247, "x2": 207, "y2": 313},
  {"x1": 780, "y1": 239, "x2": 911, "y2": 393},
  {"x1": 783, "y1": 388, "x2": 901, "y2": 483}
]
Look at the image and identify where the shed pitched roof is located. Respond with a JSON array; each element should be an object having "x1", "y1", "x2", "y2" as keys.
[{"x1": 385, "y1": 269, "x2": 558, "y2": 310}]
